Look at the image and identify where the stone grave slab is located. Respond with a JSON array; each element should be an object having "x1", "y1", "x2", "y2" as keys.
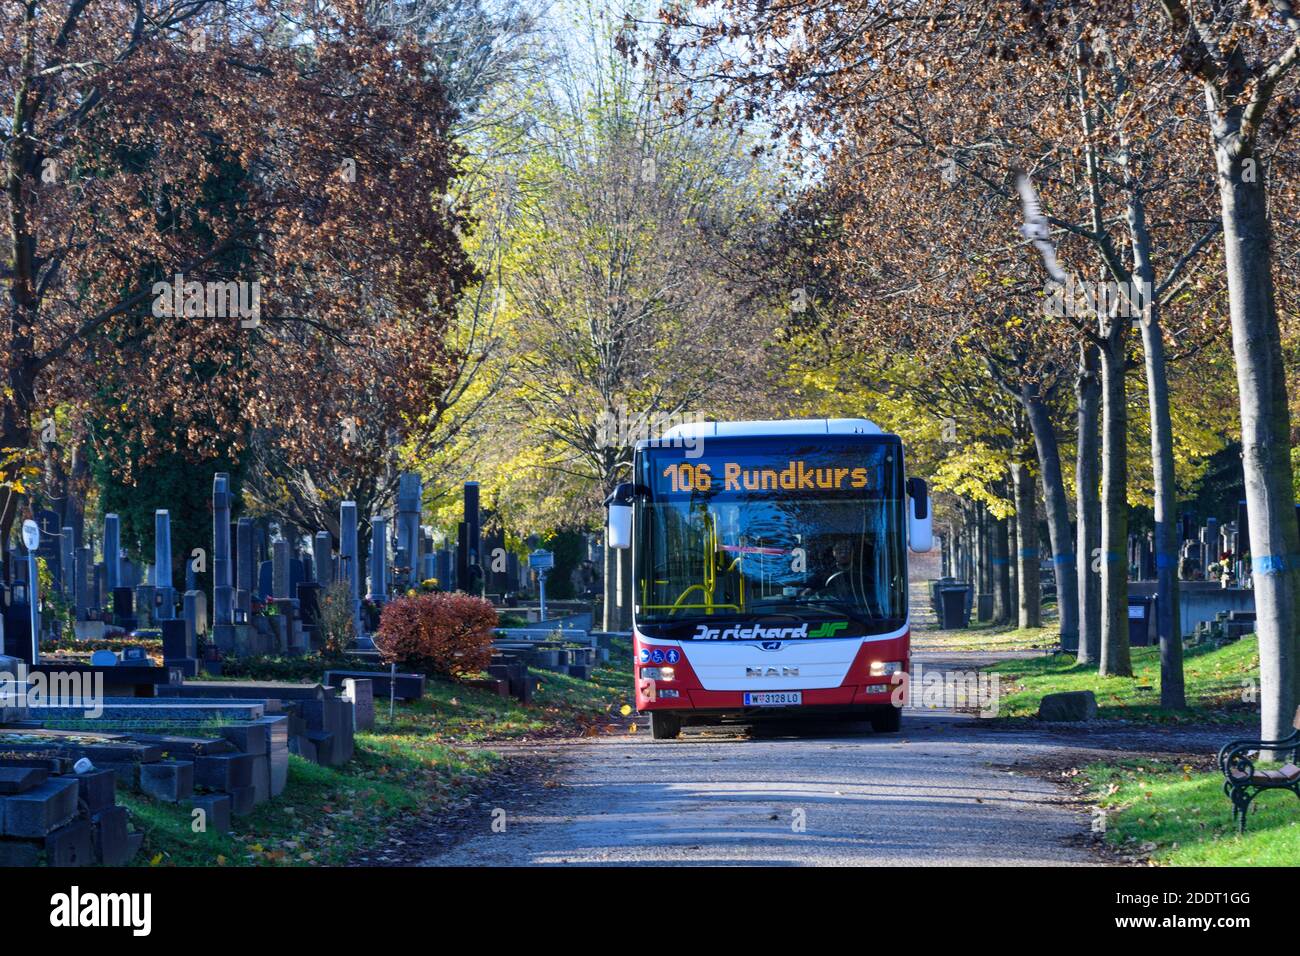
[
  {"x1": 324, "y1": 669, "x2": 425, "y2": 701},
  {"x1": 1, "y1": 776, "x2": 79, "y2": 837}
]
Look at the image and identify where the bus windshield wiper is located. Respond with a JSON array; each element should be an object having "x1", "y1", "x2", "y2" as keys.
[{"x1": 757, "y1": 600, "x2": 864, "y2": 619}]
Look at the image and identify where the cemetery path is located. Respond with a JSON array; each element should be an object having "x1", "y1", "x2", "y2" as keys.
[
  {"x1": 420, "y1": 648, "x2": 1241, "y2": 868},
  {"x1": 420, "y1": 707, "x2": 1099, "y2": 866},
  {"x1": 417, "y1": 638, "x2": 1242, "y2": 867}
]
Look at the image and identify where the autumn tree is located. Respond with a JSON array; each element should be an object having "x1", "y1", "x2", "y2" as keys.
[{"x1": 1, "y1": 1, "x2": 471, "y2": 575}]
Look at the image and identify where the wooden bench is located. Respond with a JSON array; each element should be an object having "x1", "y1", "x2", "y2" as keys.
[{"x1": 1218, "y1": 706, "x2": 1300, "y2": 832}]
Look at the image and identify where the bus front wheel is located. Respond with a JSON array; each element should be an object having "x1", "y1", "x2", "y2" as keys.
[
  {"x1": 870, "y1": 707, "x2": 902, "y2": 734},
  {"x1": 650, "y1": 712, "x2": 682, "y2": 740}
]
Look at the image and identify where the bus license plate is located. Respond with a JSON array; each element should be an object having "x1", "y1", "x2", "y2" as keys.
[{"x1": 744, "y1": 691, "x2": 802, "y2": 707}]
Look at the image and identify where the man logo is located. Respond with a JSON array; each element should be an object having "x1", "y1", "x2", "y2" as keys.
[
  {"x1": 760, "y1": 641, "x2": 782, "y2": 651},
  {"x1": 746, "y1": 666, "x2": 799, "y2": 678}
]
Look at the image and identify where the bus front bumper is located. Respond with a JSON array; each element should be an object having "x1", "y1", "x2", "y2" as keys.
[{"x1": 638, "y1": 683, "x2": 901, "y2": 712}]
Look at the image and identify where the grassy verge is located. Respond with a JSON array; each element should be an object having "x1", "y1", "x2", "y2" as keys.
[
  {"x1": 987, "y1": 636, "x2": 1259, "y2": 723},
  {"x1": 914, "y1": 620, "x2": 1061, "y2": 653},
  {"x1": 1082, "y1": 759, "x2": 1300, "y2": 865},
  {"x1": 125, "y1": 640, "x2": 634, "y2": 866}
]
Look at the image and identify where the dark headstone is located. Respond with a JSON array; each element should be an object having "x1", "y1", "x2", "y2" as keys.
[
  {"x1": 228, "y1": 785, "x2": 256, "y2": 817},
  {"x1": 76, "y1": 769, "x2": 117, "y2": 813},
  {"x1": 139, "y1": 760, "x2": 194, "y2": 803},
  {"x1": 1238, "y1": 499, "x2": 1250, "y2": 557},
  {"x1": 1, "y1": 777, "x2": 79, "y2": 837},
  {"x1": 44, "y1": 818, "x2": 93, "y2": 867},
  {"x1": 324, "y1": 669, "x2": 425, "y2": 701},
  {"x1": 219, "y1": 723, "x2": 268, "y2": 756},
  {"x1": 161, "y1": 619, "x2": 192, "y2": 661},
  {"x1": 296, "y1": 582, "x2": 321, "y2": 627},
  {"x1": 112, "y1": 586, "x2": 134, "y2": 618},
  {"x1": 0, "y1": 766, "x2": 47, "y2": 795},
  {"x1": 0, "y1": 838, "x2": 41, "y2": 866},
  {"x1": 92, "y1": 806, "x2": 133, "y2": 865},
  {"x1": 193, "y1": 753, "x2": 255, "y2": 792},
  {"x1": 1, "y1": 601, "x2": 32, "y2": 664},
  {"x1": 192, "y1": 793, "x2": 231, "y2": 834}
]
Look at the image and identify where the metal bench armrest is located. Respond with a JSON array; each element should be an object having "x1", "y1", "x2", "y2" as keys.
[{"x1": 1219, "y1": 730, "x2": 1300, "y2": 776}]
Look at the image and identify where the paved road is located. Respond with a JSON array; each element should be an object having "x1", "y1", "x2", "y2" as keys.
[{"x1": 424, "y1": 703, "x2": 1106, "y2": 866}]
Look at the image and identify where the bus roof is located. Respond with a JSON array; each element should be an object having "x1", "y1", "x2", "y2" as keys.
[{"x1": 653, "y1": 418, "x2": 887, "y2": 441}]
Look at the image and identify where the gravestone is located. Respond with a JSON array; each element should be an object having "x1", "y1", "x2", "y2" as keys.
[
  {"x1": 119, "y1": 557, "x2": 139, "y2": 590},
  {"x1": 253, "y1": 521, "x2": 268, "y2": 567},
  {"x1": 93, "y1": 562, "x2": 105, "y2": 618},
  {"x1": 2, "y1": 599, "x2": 33, "y2": 664},
  {"x1": 182, "y1": 590, "x2": 207, "y2": 647},
  {"x1": 341, "y1": 678, "x2": 375, "y2": 732},
  {"x1": 111, "y1": 587, "x2": 135, "y2": 630},
  {"x1": 212, "y1": 474, "x2": 233, "y2": 629},
  {"x1": 368, "y1": 516, "x2": 388, "y2": 602},
  {"x1": 154, "y1": 510, "x2": 175, "y2": 620},
  {"x1": 339, "y1": 501, "x2": 361, "y2": 635},
  {"x1": 395, "y1": 473, "x2": 422, "y2": 589},
  {"x1": 60, "y1": 526, "x2": 76, "y2": 600},
  {"x1": 312, "y1": 532, "x2": 332, "y2": 587},
  {"x1": 161, "y1": 619, "x2": 193, "y2": 661},
  {"x1": 75, "y1": 544, "x2": 93, "y2": 620},
  {"x1": 236, "y1": 517, "x2": 254, "y2": 622},
  {"x1": 437, "y1": 547, "x2": 453, "y2": 591},
  {"x1": 103, "y1": 513, "x2": 121, "y2": 593},
  {"x1": 34, "y1": 509, "x2": 62, "y2": 589},
  {"x1": 134, "y1": 585, "x2": 155, "y2": 628},
  {"x1": 272, "y1": 539, "x2": 291, "y2": 599}
]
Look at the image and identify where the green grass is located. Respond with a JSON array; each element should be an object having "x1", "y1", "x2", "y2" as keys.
[
  {"x1": 122, "y1": 640, "x2": 635, "y2": 866},
  {"x1": 914, "y1": 620, "x2": 1061, "y2": 653},
  {"x1": 987, "y1": 636, "x2": 1259, "y2": 723},
  {"x1": 121, "y1": 748, "x2": 491, "y2": 866},
  {"x1": 1084, "y1": 759, "x2": 1300, "y2": 865}
]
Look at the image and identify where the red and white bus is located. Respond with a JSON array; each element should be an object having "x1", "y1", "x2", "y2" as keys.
[{"x1": 606, "y1": 418, "x2": 932, "y2": 739}]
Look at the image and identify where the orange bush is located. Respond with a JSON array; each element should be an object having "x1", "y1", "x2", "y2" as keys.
[{"x1": 374, "y1": 591, "x2": 497, "y2": 679}]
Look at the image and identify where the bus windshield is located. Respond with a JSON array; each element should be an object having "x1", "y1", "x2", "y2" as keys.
[{"x1": 634, "y1": 436, "x2": 907, "y2": 638}]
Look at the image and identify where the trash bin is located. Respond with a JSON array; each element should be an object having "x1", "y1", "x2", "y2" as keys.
[
  {"x1": 940, "y1": 586, "x2": 972, "y2": 629},
  {"x1": 930, "y1": 577, "x2": 958, "y2": 618},
  {"x1": 1127, "y1": 594, "x2": 1157, "y2": 646}
]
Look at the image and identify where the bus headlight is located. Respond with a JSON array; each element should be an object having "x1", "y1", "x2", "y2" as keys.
[
  {"x1": 870, "y1": 661, "x2": 903, "y2": 677},
  {"x1": 641, "y1": 667, "x2": 675, "y2": 681}
]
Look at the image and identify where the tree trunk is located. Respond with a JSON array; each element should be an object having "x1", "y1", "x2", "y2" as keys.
[
  {"x1": 1076, "y1": 343, "x2": 1102, "y2": 666},
  {"x1": 1210, "y1": 96, "x2": 1300, "y2": 742},
  {"x1": 1011, "y1": 459, "x2": 1041, "y2": 629},
  {"x1": 1098, "y1": 332, "x2": 1132, "y2": 677},
  {"x1": 1129, "y1": 190, "x2": 1185, "y2": 708},
  {"x1": 1022, "y1": 385, "x2": 1079, "y2": 651},
  {"x1": 994, "y1": 512, "x2": 1011, "y2": 624},
  {"x1": 975, "y1": 502, "x2": 991, "y2": 619},
  {"x1": 1007, "y1": 503, "x2": 1019, "y2": 627}
]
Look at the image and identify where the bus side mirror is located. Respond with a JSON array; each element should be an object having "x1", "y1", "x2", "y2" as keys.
[
  {"x1": 605, "y1": 483, "x2": 634, "y2": 550},
  {"x1": 906, "y1": 477, "x2": 933, "y2": 553}
]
